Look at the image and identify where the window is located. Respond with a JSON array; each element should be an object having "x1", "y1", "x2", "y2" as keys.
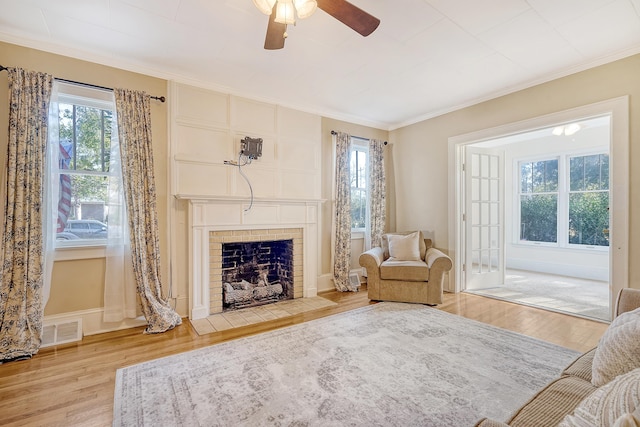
[
  {"x1": 350, "y1": 139, "x2": 368, "y2": 230},
  {"x1": 569, "y1": 154, "x2": 610, "y2": 246},
  {"x1": 517, "y1": 152, "x2": 609, "y2": 249},
  {"x1": 52, "y1": 84, "x2": 117, "y2": 247},
  {"x1": 519, "y1": 159, "x2": 558, "y2": 243}
]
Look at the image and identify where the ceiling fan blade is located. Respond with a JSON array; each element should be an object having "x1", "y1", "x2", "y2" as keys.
[
  {"x1": 317, "y1": 0, "x2": 380, "y2": 37},
  {"x1": 264, "y1": 5, "x2": 287, "y2": 50}
]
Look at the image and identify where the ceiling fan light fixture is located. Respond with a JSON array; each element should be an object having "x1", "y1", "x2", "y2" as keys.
[
  {"x1": 294, "y1": 0, "x2": 317, "y2": 19},
  {"x1": 253, "y1": 0, "x2": 276, "y2": 15},
  {"x1": 275, "y1": 0, "x2": 296, "y2": 25}
]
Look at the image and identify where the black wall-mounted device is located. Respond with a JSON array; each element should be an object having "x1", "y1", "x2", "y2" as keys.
[{"x1": 240, "y1": 137, "x2": 263, "y2": 160}]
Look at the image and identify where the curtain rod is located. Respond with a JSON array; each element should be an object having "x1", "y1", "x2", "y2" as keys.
[
  {"x1": 331, "y1": 130, "x2": 387, "y2": 145},
  {"x1": 0, "y1": 64, "x2": 165, "y2": 103}
]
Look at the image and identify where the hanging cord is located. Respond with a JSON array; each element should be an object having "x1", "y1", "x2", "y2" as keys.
[
  {"x1": 237, "y1": 152, "x2": 254, "y2": 212},
  {"x1": 225, "y1": 153, "x2": 254, "y2": 212}
]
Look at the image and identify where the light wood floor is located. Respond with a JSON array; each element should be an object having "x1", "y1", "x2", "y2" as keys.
[{"x1": 0, "y1": 289, "x2": 608, "y2": 427}]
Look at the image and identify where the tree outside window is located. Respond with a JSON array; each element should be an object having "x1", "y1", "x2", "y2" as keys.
[
  {"x1": 519, "y1": 159, "x2": 558, "y2": 243},
  {"x1": 518, "y1": 152, "x2": 609, "y2": 248},
  {"x1": 569, "y1": 154, "x2": 609, "y2": 246}
]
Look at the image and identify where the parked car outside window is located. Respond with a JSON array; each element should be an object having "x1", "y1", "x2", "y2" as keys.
[{"x1": 64, "y1": 220, "x2": 108, "y2": 239}]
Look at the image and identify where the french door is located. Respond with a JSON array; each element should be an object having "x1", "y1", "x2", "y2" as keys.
[{"x1": 464, "y1": 146, "x2": 505, "y2": 290}]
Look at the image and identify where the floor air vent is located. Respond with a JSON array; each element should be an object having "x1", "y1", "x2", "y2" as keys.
[{"x1": 41, "y1": 318, "x2": 82, "y2": 348}]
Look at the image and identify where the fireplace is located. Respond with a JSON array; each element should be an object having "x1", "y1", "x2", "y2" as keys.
[
  {"x1": 221, "y1": 239, "x2": 294, "y2": 311},
  {"x1": 184, "y1": 198, "x2": 320, "y2": 320},
  {"x1": 208, "y1": 228, "x2": 303, "y2": 315}
]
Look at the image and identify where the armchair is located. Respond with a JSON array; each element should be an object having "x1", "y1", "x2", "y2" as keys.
[{"x1": 359, "y1": 231, "x2": 453, "y2": 305}]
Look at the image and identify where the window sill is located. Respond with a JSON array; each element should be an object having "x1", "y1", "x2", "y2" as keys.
[
  {"x1": 55, "y1": 244, "x2": 107, "y2": 261},
  {"x1": 351, "y1": 230, "x2": 365, "y2": 239},
  {"x1": 514, "y1": 241, "x2": 609, "y2": 252}
]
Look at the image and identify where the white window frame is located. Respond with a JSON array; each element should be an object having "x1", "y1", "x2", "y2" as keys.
[
  {"x1": 516, "y1": 155, "x2": 560, "y2": 248},
  {"x1": 514, "y1": 148, "x2": 610, "y2": 252},
  {"x1": 350, "y1": 137, "x2": 369, "y2": 235},
  {"x1": 51, "y1": 83, "x2": 117, "y2": 258}
]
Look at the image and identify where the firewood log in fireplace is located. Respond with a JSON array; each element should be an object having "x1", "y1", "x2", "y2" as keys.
[{"x1": 223, "y1": 281, "x2": 284, "y2": 306}]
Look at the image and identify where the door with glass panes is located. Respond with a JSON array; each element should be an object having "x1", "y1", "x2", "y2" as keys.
[{"x1": 464, "y1": 146, "x2": 504, "y2": 290}]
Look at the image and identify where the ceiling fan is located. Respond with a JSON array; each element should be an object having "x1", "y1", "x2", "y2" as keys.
[{"x1": 253, "y1": 0, "x2": 381, "y2": 50}]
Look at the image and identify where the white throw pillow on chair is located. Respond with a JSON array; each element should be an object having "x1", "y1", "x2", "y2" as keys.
[{"x1": 387, "y1": 231, "x2": 421, "y2": 261}]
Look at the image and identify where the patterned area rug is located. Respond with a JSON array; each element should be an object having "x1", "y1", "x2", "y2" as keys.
[{"x1": 113, "y1": 303, "x2": 579, "y2": 426}]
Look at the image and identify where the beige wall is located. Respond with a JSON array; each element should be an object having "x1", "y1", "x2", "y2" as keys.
[
  {"x1": 0, "y1": 41, "x2": 169, "y2": 317},
  {"x1": 390, "y1": 54, "x2": 640, "y2": 288},
  {"x1": 5, "y1": 39, "x2": 635, "y2": 323}
]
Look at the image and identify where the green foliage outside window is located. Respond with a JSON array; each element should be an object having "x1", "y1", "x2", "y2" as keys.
[
  {"x1": 568, "y1": 154, "x2": 609, "y2": 246},
  {"x1": 518, "y1": 154, "x2": 609, "y2": 247},
  {"x1": 520, "y1": 159, "x2": 558, "y2": 243},
  {"x1": 520, "y1": 194, "x2": 558, "y2": 242},
  {"x1": 58, "y1": 103, "x2": 112, "y2": 222}
]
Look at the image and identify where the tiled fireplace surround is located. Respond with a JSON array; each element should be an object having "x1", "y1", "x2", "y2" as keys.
[
  {"x1": 210, "y1": 228, "x2": 303, "y2": 314},
  {"x1": 186, "y1": 198, "x2": 320, "y2": 320}
]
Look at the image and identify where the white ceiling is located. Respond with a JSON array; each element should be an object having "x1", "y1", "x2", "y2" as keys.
[{"x1": 1, "y1": 0, "x2": 639, "y2": 130}]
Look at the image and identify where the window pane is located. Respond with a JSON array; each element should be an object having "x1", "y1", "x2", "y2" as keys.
[
  {"x1": 357, "y1": 151, "x2": 366, "y2": 188},
  {"x1": 59, "y1": 103, "x2": 112, "y2": 172},
  {"x1": 601, "y1": 154, "x2": 610, "y2": 190},
  {"x1": 520, "y1": 162, "x2": 531, "y2": 193},
  {"x1": 569, "y1": 192, "x2": 610, "y2": 246},
  {"x1": 520, "y1": 194, "x2": 557, "y2": 243},
  {"x1": 545, "y1": 159, "x2": 558, "y2": 191},
  {"x1": 570, "y1": 156, "x2": 584, "y2": 191},
  {"x1": 56, "y1": 174, "x2": 109, "y2": 240},
  {"x1": 532, "y1": 161, "x2": 544, "y2": 191},
  {"x1": 349, "y1": 146, "x2": 368, "y2": 229},
  {"x1": 570, "y1": 154, "x2": 609, "y2": 192},
  {"x1": 584, "y1": 155, "x2": 601, "y2": 190},
  {"x1": 520, "y1": 159, "x2": 557, "y2": 193},
  {"x1": 350, "y1": 188, "x2": 366, "y2": 229}
]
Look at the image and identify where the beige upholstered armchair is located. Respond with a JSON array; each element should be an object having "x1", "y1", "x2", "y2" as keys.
[{"x1": 359, "y1": 231, "x2": 453, "y2": 305}]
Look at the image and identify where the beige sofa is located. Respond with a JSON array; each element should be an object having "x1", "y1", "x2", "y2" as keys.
[
  {"x1": 359, "y1": 231, "x2": 452, "y2": 306},
  {"x1": 475, "y1": 288, "x2": 640, "y2": 427}
]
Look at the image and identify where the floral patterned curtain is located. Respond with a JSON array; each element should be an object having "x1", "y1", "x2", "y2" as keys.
[
  {"x1": 368, "y1": 139, "x2": 386, "y2": 249},
  {"x1": 333, "y1": 131, "x2": 357, "y2": 292},
  {"x1": 114, "y1": 88, "x2": 181, "y2": 334},
  {"x1": 0, "y1": 68, "x2": 53, "y2": 362}
]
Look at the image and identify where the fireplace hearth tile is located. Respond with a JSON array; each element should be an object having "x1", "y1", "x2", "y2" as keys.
[
  {"x1": 208, "y1": 315, "x2": 234, "y2": 332},
  {"x1": 222, "y1": 313, "x2": 250, "y2": 328},
  {"x1": 193, "y1": 296, "x2": 337, "y2": 336}
]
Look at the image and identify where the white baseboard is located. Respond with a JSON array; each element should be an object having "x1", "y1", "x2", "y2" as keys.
[
  {"x1": 174, "y1": 295, "x2": 189, "y2": 318},
  {"x1": 317, "y1": 274, "x2": 334, "y2": 292},
  {"x1": 317, "y1": 270, "x2": 365, "y2": 293}
]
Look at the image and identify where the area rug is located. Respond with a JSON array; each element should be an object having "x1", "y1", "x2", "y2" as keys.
[{"x1": 113, "y1": 302, "x2": 580, "y2": 426}]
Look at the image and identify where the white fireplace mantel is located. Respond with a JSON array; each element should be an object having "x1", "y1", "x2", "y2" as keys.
[{"x1": 183, "y1": 196, "x2": 324, "y2": 320}]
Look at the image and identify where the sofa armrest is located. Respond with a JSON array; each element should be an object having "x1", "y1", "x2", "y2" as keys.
[
  {"x1": 425, "y1": 248, "x2": 453, "y2": 271},
  {"x1": 359, "y1": 247, "x2": 384, "y2": 299},
  {"x1": 359, "y1": 247, "x2": 385, "y2": 270},
  {"x1": 615, "y1": 288, "x2": 640, "y2": 317}
]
